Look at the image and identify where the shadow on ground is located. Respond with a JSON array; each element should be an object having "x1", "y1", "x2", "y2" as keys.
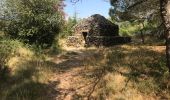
[
  {"x1": 0, "y1": 60, "x2": 60, "y2": 100},
  {"x1": 44, "y1": 45, "x2": 169, "y2": 100},
  {"x1": 1, "y1": 45, "x2": 169, "y2": 100}
]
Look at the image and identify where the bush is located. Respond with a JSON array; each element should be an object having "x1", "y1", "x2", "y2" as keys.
[
  {"x1": 60, "y1": 17, "x2": 77, "y2": 38},
  {"x1": 5, "y1": 0, "x2": 64, "y2": 48},
  {"x1": 0, "y1": 39, "x2": 24, "y2": 79},
  {"x1": 0, "y1": 20, "x2": 7, "y2": 32}
]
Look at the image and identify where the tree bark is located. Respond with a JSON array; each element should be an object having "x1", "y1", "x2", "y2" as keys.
[
  {"x1": 140, "y1": 22, "x2": 145, "y2": 44},
  {"x1": 160, "y1": 0, "x2": 170, "y2": 72}
]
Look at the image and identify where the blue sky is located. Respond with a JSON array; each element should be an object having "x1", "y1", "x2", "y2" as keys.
[{"x1": 64, "y1": 0, "x2": 111, "y2": 19}]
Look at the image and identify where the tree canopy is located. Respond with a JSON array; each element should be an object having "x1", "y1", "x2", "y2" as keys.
[
  {"x1": 2, "y1": 0, "x2": 64, "y2": 47},
  {"x1": 109, "y1": 0, "x2": 161, "y2": 22}
]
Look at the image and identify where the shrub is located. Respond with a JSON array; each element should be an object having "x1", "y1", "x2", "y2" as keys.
[
  {"x1": 0, "y1": 39, "x2": 24, "y2": 79},
  {"x1": 4, "y1": 0, "x2": 64, "y2": 48},
  {"x1": 60, "y1": 17, "x2": 77, "y2": 38}
]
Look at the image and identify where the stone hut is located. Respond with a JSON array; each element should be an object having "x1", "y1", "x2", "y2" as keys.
[
  {"x1": 72, "y1": 14, "x2": 131, "y2": 47},
  {"x1": 74, "y1": 14, "x2": 119, "y2": 36}
]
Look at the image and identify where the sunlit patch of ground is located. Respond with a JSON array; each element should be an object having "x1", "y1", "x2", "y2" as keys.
[
  {"x1": 0, "y1": 45, "x2": 56, "y2": 100},
  {"x1": 47, "y1": 42, "x2": 169, "y2": 100},
  {"x1": 1, "y1": 38, "x2": 169, "y2": 100}
]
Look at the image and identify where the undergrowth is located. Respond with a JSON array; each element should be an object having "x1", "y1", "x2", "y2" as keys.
[
  {"x1": 0, "y1": 37, "x2": 169, "y2": 99},
  {"x1": 82, "y1": 45, "x2": 169, "y2": 99},
  {"x1": 0, "y1": 38, "x2": 56, "y2": 100}
]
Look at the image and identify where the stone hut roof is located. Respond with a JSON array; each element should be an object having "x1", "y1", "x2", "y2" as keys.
[{"x1": 74, "y1": 14, "x2": 119, "y2": 36}]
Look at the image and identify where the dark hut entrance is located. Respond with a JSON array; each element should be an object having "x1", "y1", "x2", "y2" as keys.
[
  {"x1": 82, "y1": 32, "x2": 87, "y2": 43},
  {"x1": 81, "y1": 31, "x2": 90, "y2": 47}
]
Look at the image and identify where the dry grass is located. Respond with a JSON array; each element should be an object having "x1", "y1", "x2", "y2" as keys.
[
  {"x1": 0, "y1": 45, "x2": 56, "y2": 100},
  {"x1": 82, "y1": 45, "x2": 170, "y2": 100},
  {"x1": 46, "y1": 43, "x2": 169, "y2": 100},
  {"x1": 1, "y1": 39, "x2": 169, "y2": 100}
]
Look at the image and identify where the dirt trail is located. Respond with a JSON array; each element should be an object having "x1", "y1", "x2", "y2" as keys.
[
  {"x1": 48, "y1": 47, "x2": 100, "y2": 100},
  {"x1": 47, "y1": 46, "x2": 169, "y2": 100}
]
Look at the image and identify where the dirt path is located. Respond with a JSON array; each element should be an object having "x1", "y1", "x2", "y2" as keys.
[
  {"x1": 47, "y1": 46, "x2": 169, "y2": 100},
  {"x1": 48, "y1": 48, "x2": 102, "y2": 100}
]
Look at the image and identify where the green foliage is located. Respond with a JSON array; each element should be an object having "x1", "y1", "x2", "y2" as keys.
[
  {"x1": 109, "y1": 0, "x2": 160, "y2": 21},
  {"x1": 0, "y1": 39, "x2": 20, "y2": 65},
  {"x1": 0, "y1": 38, "x2": 24, "y2": 79},
  {"x1": 109, "y1": 0, "x2": 163, "y2": 38},
  {"x1": 0, "y1": 38, "x2": 57, "y2": 99},
  {"x1": 4, "y1": 0, "x2": 64, "y2": 48},
  {"x1": 60, "y1": 17, "x2": 77, "y2": 38},
  {"x1": 0, "y1": 20, "x2": 6, "y2": 32},
  {"x1": 118, "y1": 19, "x2": 162, "y2": 38},
  {"x1": 119, "y1": 21, "x2": 139, "y2": 36}
]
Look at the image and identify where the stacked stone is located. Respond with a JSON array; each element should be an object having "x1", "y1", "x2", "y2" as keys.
[
  {"x1": 87, "y1": 36, "x2": 131, "y2": 47},
  {"x1": 73, "y1": 14, "x2": 131, "y2": 47},
  {"x1": 66, "y1": 36, "x2": 84, "y2": 47},
  {"x1": 84, "y1": 14, "x2": 119, "y2": 36}
]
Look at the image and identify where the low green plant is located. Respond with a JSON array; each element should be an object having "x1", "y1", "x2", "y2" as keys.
[
  {"x1": 119, "y1": 21, "x2": 140, "y2": 36},
  {"x1": 60, "y1": 17, "x2": 78, "y2": 38},
  {"x1": 0, "y1": 39, "x2": 24, "y2": 79}
]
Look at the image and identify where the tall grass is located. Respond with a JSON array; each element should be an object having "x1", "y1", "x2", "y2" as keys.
[
  {"x1": 0, "y1": 38, "x2": 56, "y2": 100},
  {"x1": 82, "y1": 45, "x2": 169, "y2": 99},
  {"x1": 0, "y1": 37, "x2": 169, "y2": 99}
]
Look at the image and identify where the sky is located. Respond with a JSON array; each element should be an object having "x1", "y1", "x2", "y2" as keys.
[{"x1": 64, "y1": 0, "x2": 111, "y2": 19}]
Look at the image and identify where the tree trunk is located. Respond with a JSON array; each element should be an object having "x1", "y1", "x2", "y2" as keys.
[
  {"x1": 140, "y1": 22, "x2": 145, "y2": 44},
  {"x1": 160, "y1": 0, "x2": 170, "y2": 72}
]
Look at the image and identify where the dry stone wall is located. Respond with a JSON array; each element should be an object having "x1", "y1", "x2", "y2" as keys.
[
  {"x1": 86, "y1": 36, "x2": 131, "y2": 46},
  {"x1": 72, "y1": 14, "x2": 131, "y2": 47}
]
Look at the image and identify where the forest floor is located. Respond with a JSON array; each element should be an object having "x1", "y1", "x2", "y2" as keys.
[{"x1": 47, "y1": 42, "x2": 170, "y2": 100}]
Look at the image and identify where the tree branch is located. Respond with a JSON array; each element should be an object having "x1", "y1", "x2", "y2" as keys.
[
  {"x1": 70, "y1": 0, "x2": 109, "y2": 4},
  {"x1": 127, "y1": 0, "x2": 148, "y2": 10},
  {"x1": 70, "y1": 0, "x2": 80, "y2": 3}
]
